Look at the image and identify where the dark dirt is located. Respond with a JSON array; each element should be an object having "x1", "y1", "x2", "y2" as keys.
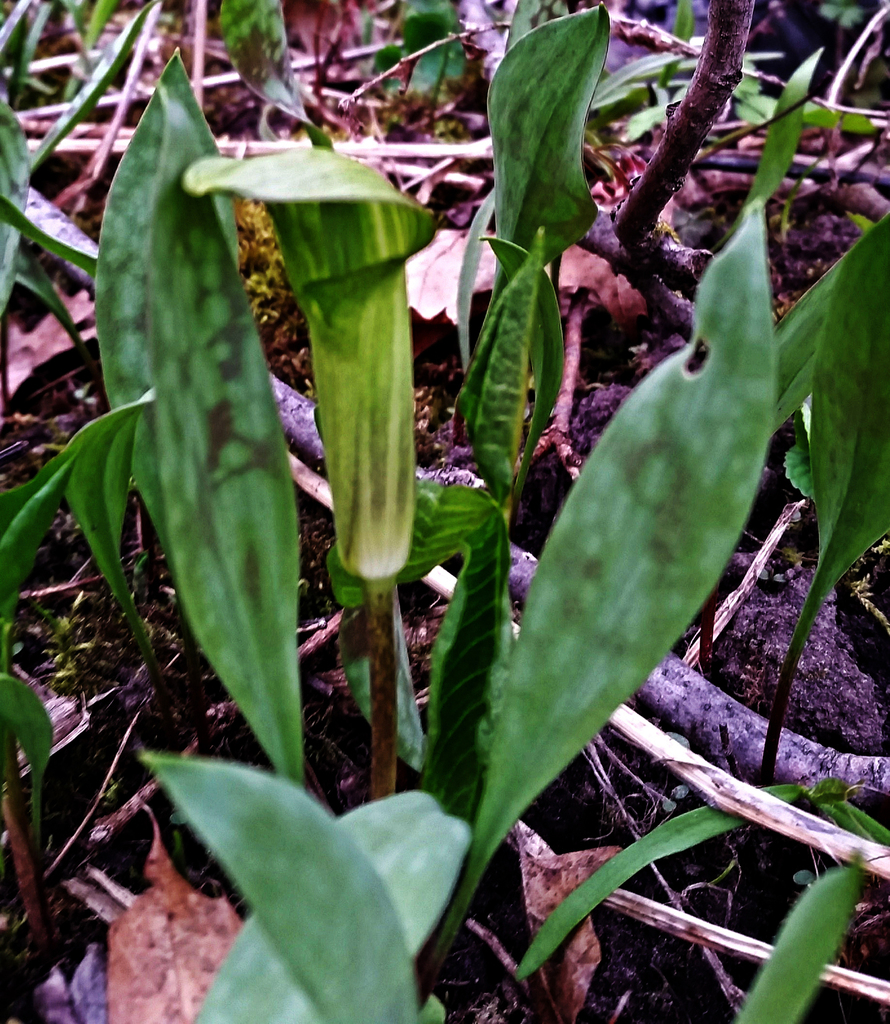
[{"x1": 3, "y1": 166, "x2": 890, "y2": 1024}]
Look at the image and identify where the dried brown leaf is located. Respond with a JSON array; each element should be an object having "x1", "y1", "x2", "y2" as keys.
[
  {"x1": 559, "y1": 247, "x2": 647, "y2": 338},
  {"x1": 406, "y1": 228, "x2": 496, "y2": 325},
  {"x1": 516, "y1": 822, "x2": 621, "y2": 1024},
  {"x1": 107, "y1": 826, "x2": 241, "y2": 1024}
]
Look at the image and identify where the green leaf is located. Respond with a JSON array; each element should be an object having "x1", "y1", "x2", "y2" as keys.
[
  {"x1": 774, "y1": 216, "x2": 889, "y2": 431},
  {"x1": 199, "y1": 918, "x2": 319, "y2": 1024},
  {"x1": 490, "y1": 7, "x2": 609, "y2": 265},
  {"x1": 726, "y1": 51, "x2": 821, "y2": 243},
  {"x1": 0, "y1": 197, "x2": 98, "y2": 278},
  {"x1": 403, "y1": 6, "x2": 464, "y2": 92},
  {"x1": 487, "y1": 238, "x2": 563, "y2": 505},
  {"x1": 327, "y1": 482, "x2": 499, "y2": 606},
  {"x1": 465, "y1": 210, "x2": 775, "y2": 899},
  {"x1": 0, "y1": 673, "x2": 53, "y2": 847},
  {"x1": 339, "y1": 601, "x2": 426, "y2": 772},
  {"x1": 339, "y1": 791, "x2": 471, "y2": 952},
  {"x1": 64, "y1": 399, "x2": 160, "y2": 680},
  {"x1": 784, "y1": 404, "x2": 813, "y2": 497},
  {"x1": 734, "y1": 864, "x2": 862, "y2": 1024},
  {"x1": 672, "y1": 0, "x2": 694, "y2": 41},
  {"x1": 518, "y1": 785, "x2": 802, "y2": 977},
  {"x1": 31, "y1": 2, "x2": 161, "y2": 169},
  {"x1": 0, "y1": 456, "x2": 75, "y2": 622},
  {"x1": 780, "y1": 212, "x2": 890, "y2": 690},
  {"x1": 85, "y1": 0, "x2": 123, "y2": 47},
  {"x1": 422, "y1": 511, "x2": 512, "y2": 823},
  {"x1": 457, "y1": 189, "x2": 496, "y2": 367},
  {"x1": 185, "y1": 150, "x2": 434, "y2": 581},
  {"x1": 459, "y1": 239, "x2": 543, "y2": 507},
  {"x1": 96, "y1": 54, "x2": 235, "y2": 411},
  {"x1": 148, "y1": 756, "x2": 421, "y2": 1024},
  {"x1": 220, "y1": 0, "x2": 308, "y2": 122},
  {"x1": 139, "y1": 64, "x2": 302, "y2": 781},
  {"x1": 591, "y1": 54, "x2": 697, "y2": 112},
  {"x1": 0, "y1": 97, "x2": 29, "y2": 316}
]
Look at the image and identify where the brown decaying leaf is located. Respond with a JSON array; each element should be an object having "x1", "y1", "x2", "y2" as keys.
[
  {"x1": 516, "y1": 821, "x2": 621, "y2": 1024},
  {"x1": 559, "y1": 247, "x2": 648, "y2": 339},
  {"x1": 406, "y1": 228, "x2": 497, "y2": 326},
  {"x1": 2, "y1": 291, "x2": 94, "y2": 413},
  {"x1": 106, "y1": 824, "x2": 242, "y2": 1024}
]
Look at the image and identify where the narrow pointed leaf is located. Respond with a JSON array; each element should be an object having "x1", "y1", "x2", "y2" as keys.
[
  {"x1": 422, "y1": 511, "x2": 512, "y2": 823},
  {"x1": 147, "y1": 756, "x2": 421, "y2": 1024},
  {"x1": 0, "y1": 673, "x2": 53, "y2": 846},
  {"x1": 734, "y1": 864, "x2": 862, "y2": 1024},
  {"x1": 487, "y1": 238, "x2": 563, "y2": 504},
  {"x1": 340, "y1": 601, "x2": 425, "y2": 771},
  {"x1": 740, "y1": 51, "x2": 821, "y2": 216},
  {"x1": 220, "y1": 0, "x2": 308, "y2": 121},
  {"x1": 32, "y1": 1, "x2": 161, "y2": 169},
  {"x1": 519, "y1": 785, "x2": 802, "y2": 977},
  {"x1": 0, "y1": 456, "x2": 75, "y2": 621},
  {"x1": 465, "y1": 211, "x2": 776, "y2": 892},
  {"x1": 774, "y1": 213, "x2": 890, "y2": 430},
  {"x1": 0, "y1": 197, "x2": 98, "y2": 277},
  {"x1": 0, "y1": 97, "x2": 29, "y2": 315},
  {"x1": 140, "y1": 69, "x2": 302, "y2": 780},
  {"x1": 185, "y1": 150, "x2": 434, "y2": 581},
  {"x1": 457, "y1": 189, "x2": 495, "y2": 367},
  {"x1": 327, "y1": 482, "x2": 500, "y2": 606},
  {"x1": 459, "y1": 240, "x2": 543, "y2": 506},
  {"x1": 490, "y1": 8, "x2": 609, "y2": 264}
]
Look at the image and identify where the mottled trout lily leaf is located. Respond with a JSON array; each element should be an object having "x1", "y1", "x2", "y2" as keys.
[{"x1": 185, "y1": 150, "x2": 435, "y2": 583}]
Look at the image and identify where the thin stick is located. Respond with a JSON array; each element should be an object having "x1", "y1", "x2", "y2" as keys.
[
  {"x1": 826, "y1": 4, "x2": 890, "y2": 108},
  {"x1": 698, "y1": 587, "x2": 718, "y2": 678},
  {"x1": 45, "y1": 711, "x2": 141, "y2": 879},
  {"x1": 191, "y1": 0, "x2": 209, "y2": 109}
]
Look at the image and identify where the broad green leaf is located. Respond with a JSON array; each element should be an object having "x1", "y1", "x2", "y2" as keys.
[
  {"x1": 459, "y1": 238, "x2": 543, "y2": 507},
  {"x1": 340, "y1": 791, "x2": 471, "y2": 952},
  {"x1": 148, "y1": 756, "x2": 421, "y2": 1024},
  {"x1": 774, "y1": 214, "x2": 890, "y2": 430},
  {"x1": 422, "y1": 512, "x2": 512, "y2": 823},
  {"x1": 519, "y1": 785, "x2": 802, "y2": 977},
  {"x1": 31, "y1": 2, "x2": 161, "y2": 169},
  {"x1": 96, "y1": 54, "x2": 236, "y2": 411},
  {"x1": 0, "y1": 456, "x2": 75, "y2": 622},
  {"x1": 0, "y1": 97, "x2": 29, "y2": 316},
  {"x1": 339, "y1": 601, "x2": 425, "y2": 772},
  {"x1": 463, "y1": 210, "x2": 775, "y2": 906},
  {"x1": 734, "y1": 864, "x2": 862, "y2": 1024},
  {"x1": 15, "y1": 246, "x2": 97, "y2": 377},
  {"x1": 185, "y1": 150, "x2": 434, "y2": 581},
  {"x1": 0, "y1": 673, "x2": 53, "y2": 847},
  {"x1": 457, "y1": 189, "x2": 495, "y2": 367},
  {"x1": 141, "y1": 69, "x2": 302, "y2": 780},
  {"x1": 777, "y1": 213, "x2": 890, "y2": 706},
  {"x1": 487, "y1": 238, "x2": 563, "y2": 504},
  {"x1": 726, "y1": 51, "x2": 821, "y2": 242},
  {"x1": 490, "y1": 8, "x2": 609, "y2": 265},
  {"x1": 327, "y1": 481, "x2": 500, "y2": 606},
  {"x1": 220, "y1": 0, "x2": 308, "y2": 122},
  {"x1": 199, "y1": 918, "x2": 319, "y2": 1024},
  {"x1": 0, "y1": 197, "x2": 98, "y2": 278},
  {"x1": 508, "y1": 0, "x2": 568, "y2": 47}
]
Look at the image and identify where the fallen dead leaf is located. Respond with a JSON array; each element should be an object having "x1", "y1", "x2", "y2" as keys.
[
  {"x1": 406, "y1": 228, "x2": 497, "y2": 326},
  {"x1": 516, "y1": 821, "x2": 621, "y2": 1024},
  {"x1": 1, "y1": 290, "x2": 94, "y2": 414},
  {"x1": 559, "y1": 247, "x2": 648, "y2": 338},
  {"x1": 106, "y1": 823, "x2": 241, "y2": 1024}
]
